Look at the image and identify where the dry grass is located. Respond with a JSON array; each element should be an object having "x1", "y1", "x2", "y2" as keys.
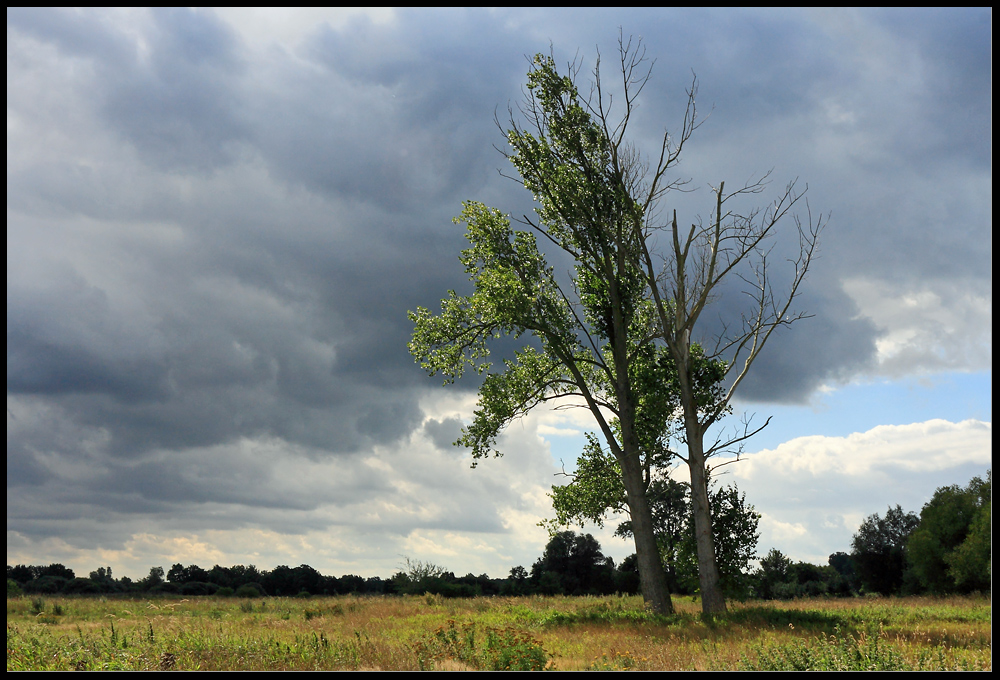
[{"x1": 7, "y1": 593, "x2": 991, "y2": 671}]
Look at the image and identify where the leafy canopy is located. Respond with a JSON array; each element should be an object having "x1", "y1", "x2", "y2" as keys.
[
  {"x1": 408, "y1": 54, "x2": 672, "y2": 466},
  {"x1": 409, "y1": 202, "x2": 597, "y2": 463}
]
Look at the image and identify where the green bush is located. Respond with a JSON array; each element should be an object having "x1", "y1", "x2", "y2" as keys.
[
  {"x1": 416, "y1": 620, "x2": 550, "y2": 671},
  {"x1": 180, "y1": 581, "x2": 218, "y2": 596},
  {"x1": 235, "y1": 584, "x2": 261, "y2": 598},
  {"x1": 740, "y1": 624, "x2": 905, "y2": 671},
  {"x1": 908, "y1": 471, "x2": 991, "y2": 593}
]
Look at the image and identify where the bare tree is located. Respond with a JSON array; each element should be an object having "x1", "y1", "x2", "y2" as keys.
[{"x1": 590, "y1": 35, "x2": 825, "y2": 615}]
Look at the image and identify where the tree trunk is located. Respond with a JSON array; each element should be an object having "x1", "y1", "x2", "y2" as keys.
[
  {"x1": 620, "y1": 454, "x2": 675, "y2": 614},
  {"x1": 683, "y1": 403, "x2": 727, "y2": 615}
]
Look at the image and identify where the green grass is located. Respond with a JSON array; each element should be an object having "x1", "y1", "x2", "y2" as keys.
[{"x1": 6, "y1": 593, "x2": 990, "y2": 671}]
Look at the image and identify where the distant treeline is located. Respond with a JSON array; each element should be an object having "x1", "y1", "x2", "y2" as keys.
[
  {"x1": 752, "y1": 469, "x2": 990, "y2": 599},
  {"x1": 8, "y1": 471, "x2": 988, "y2": 600},
  {"x1": 6, "y1": 537, "x2": 639, "y2": 599}
]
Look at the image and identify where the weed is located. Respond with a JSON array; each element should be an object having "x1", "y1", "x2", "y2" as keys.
[
  {"x1": 416, "y1": 620, "x2": 551, "y2": 671},
  {"x1": 739, "y1": 623, "x2": 907, "y2": 671},
  {"x1": 542, "y1": 599, "x2": 677, "y2": 628},
  {"x1": 589, "y1": 649, "x2": 640, "y2": 670},
  {"x1": 5, "y1": 593, "x2": 990, "y2": 671}
]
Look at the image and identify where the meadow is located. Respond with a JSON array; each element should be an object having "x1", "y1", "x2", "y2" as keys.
[{"x1": 7, "y1": 592, "x2": 991, "y2": 671}]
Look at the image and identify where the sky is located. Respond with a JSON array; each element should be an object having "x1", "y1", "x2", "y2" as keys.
[{"x1": 7, "y1": 8, "x2": 991, "y2": 581}]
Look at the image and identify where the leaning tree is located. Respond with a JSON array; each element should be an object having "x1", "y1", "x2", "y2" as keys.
[
  {"x1": 411, "y1": 36, "x2": 823, "y2": 616},
  {"x1": 410, "y1": 53, "x2": 680, "y2": 614}
]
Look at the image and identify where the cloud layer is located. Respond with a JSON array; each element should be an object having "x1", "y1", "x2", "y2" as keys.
[
  {"x1": 730, "y1": 419, "x2": 992, "y2": 564},
  {"x1": 7, "y1": 8, "x2": 991, "y2": 577}
]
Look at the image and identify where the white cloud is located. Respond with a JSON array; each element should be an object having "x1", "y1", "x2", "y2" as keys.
[
  {"x1": 7, "y1": 388, "x2": 569, "y2": 580},
  {"x1": 214, "y1": 7, "x2": 396, "y2": 50},
  {"x1": 730, "y1": 418, "x2": 991, "y2": 564},
  {"x1": 842, "y1": 276, "x2": 992, "y2": 376}
]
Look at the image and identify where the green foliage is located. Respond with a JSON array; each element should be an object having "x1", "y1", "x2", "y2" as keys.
[
  {"x1": 851, "y1": 505, "x2": 920, "y2": 595},
  {"x1": 908, "y1": 470, "x2": 991, "y2": 593},
  {"x1": 945, "y1": 497, "x2": 991, "y2": 589},
  {"x1": 408, "y1": 202, "x2": 586, "y2": 464},
  {"x1": 676, "y1": 482, "x2": 760, "y2": 599},
  {"x1": 403, "y1": 557, "x2": 447, "y2": 584},
  {"x1": 754, "y1": 549, "x2": 793, "y2": 600},
  {"x1": 554, "y1": 447, "x2": 760, "y2": 599},
  {"x1": 827, "y1": 551, "x2": 858, "y2": 593},
  {"x1": 235, "y1": 584, "x2": 262, "y2": 599},
  {"x1": 408, "y1": 47, "x2": 693, "y2": 613},
  {"x1": 416, "y1": 620, "x2": 550, "y2": 671},
  {"x1": 407, "y1": 51, "x2": 670, "y2": 465},
  {"x1": 393, "y1": 558, "x2": 459, "y2": 596},
  {"x1": 141, "y1": 566, "x2": 165, "y2": 591},
  {"x1": 757, "y1": 559, "x2": 850, "y2": 600},
  {"x1": 739, "y1": 623, "x2": 907, "y2": 671},
  {"x1": 530, "y1": 531, "x2": 616, "y2": 596},
  {"x1": 22, "y1": 576, "x2": 69, "y2": 594},
  {"x1": 550, "y1": 434, "x2": 629, "y2": 528}
]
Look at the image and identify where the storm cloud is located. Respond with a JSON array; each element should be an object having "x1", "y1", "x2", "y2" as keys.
[{"x1": 7, "y1": 8, "x2": 990, "y2": 576}]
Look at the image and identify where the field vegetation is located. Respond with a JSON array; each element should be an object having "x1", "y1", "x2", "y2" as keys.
[{"x1": 7, "y1": 592, "x2": 990, "y2": 671}]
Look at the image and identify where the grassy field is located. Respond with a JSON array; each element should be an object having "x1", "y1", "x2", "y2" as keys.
[{"x1": 7, "y1": 592, "x2": 991, "y2": 671}]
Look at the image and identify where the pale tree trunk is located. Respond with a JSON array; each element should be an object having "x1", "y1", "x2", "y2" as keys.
[{"x1": 682, "y1": 395, "x2": 727, "y2": 615}]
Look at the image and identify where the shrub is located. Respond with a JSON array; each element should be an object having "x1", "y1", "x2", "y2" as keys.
[
  {"x1": 235, "y1": 584, "x2": 262, "y2": 598},
  {"x1": 416, "y1": 620, "x2": 551, "y2": 671},
  {"x1": 63, "y1": 578, "x2": 101, "y2": 595},
  {"x1": 23, "y1": 576, "x2": 68, "y2": 594},
  {"x1": 740, "y1": 624, "x2": 906, "y2": 671},
  {"x1": 180, "y1": 581, "x2": 219, "y2": 596}
]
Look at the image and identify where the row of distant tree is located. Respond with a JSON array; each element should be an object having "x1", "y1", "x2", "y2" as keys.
[
  {"x1": 5, "y1": 540, "x2": 630, "y2": 599},
  {"x1": 8, "y1": 470, "x2": 988, "y2": 600},
  {"x1": 6, "y1": 562, "x2": 399, "y2": 598},
  {"x1": 753, "y1": 470, "x2": 991, "y2": 599}
]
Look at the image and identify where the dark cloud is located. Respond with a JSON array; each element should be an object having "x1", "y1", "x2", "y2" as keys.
[
  {"x1": 7, "y1": 8, "x2": 990, "y2": 566},
  {"x1": 8, "y1": 271, "x2": 170, "y2": 401},
  {"x1": 100, "y1": 8, "x2": 249, "y2": 172},
  {"x1": 730, "y1": 283, "x2": 880, "y2": 403},
  {"x1": 7, "y1": 7, "x2": 136, "y2": 63},
  {"x1": 423, "y1": 416, "x2": 465, "y2": 452}
]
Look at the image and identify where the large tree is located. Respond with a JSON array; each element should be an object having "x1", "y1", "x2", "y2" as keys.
[
  {"x1": 570, "y1": 37, "x2": 826, "y2": 614},
  {"x1": 851, "y1": 505, "x2": 919, "y2": 595},
  {"x1": 412, "y1": 37, "x2": 821, "y2": 616},
  {"x1": 907, "y1": 471, "x2": 991, "y2": 593},
  {"x1": 409, "y1": 54, "x2": 679, "y2": 613},
  {"x1": 530, "y1": 530, "x2": 616, "y2": 596}
]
